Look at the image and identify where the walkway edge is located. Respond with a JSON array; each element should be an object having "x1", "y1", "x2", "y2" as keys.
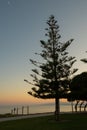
[{"x1": 0, "y1": 113, "x2": 53, "y2": 122}]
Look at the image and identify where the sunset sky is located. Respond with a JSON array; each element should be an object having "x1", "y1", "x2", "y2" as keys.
[{"x1": 0, "y1": 0, "x2": 87, "y2": 105}]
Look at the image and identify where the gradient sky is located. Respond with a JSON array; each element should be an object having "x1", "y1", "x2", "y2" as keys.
[{"x1": 0, "y1": 0, "x2": 87, "y2": 105}]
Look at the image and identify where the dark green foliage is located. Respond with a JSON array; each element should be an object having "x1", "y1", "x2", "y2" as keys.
[
  {"x1": 68, "y1": 72, "x2": 87, "y2": 101},
  {"x1": 24, "y1": 15, "x2": 77, "y2": 120},
  {"x1": 25, "y1": 15, "x2": 77, "y2": 99}
]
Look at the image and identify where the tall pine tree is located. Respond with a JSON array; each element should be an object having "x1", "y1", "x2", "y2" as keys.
[{"x1": 24, "y1": 15, "x2": 78, "y2": 120}]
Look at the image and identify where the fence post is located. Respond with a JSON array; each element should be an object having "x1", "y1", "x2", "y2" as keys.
[
  {"x1": 22, "y1": 106, "x2": 24, "y2": 115},
  {"x1": 27, "y1": 106, "x2": 29, "y2": 115},
  {"x1": 16, "y1": 107, "x2": 18, "y2": 115},
  {"x1": 14, "y1": 108, "x2": 16, "y2": 115},
  {"x1": 11, "y1": 109, "x2": 13, "y2": 115}
]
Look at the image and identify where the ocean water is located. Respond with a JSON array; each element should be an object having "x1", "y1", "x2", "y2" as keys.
[{"x1": 0, "y1": 102, "x2": 74, "y2": 115}]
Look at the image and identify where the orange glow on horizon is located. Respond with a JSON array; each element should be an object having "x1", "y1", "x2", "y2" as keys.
[
  {"x1": 0, "y1": 97, "x2": 67, "y2": 105},
  {"x1": 60, "y1": 98, "x2": 67, "y2": 102}
]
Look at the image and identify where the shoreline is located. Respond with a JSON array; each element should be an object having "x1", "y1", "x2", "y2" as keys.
[
  {"x1": 0, "y1": 111, "x2": 73, "y2": 118},
  {"x1": 0, "y1": 112, "x2": 54, "y2": 122},
  {"x1": 0, "y1": 111, "x2": 86, "y2": 122}
]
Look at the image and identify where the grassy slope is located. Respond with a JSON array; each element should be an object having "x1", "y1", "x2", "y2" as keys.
[{"x1": 0, "y1": 113, "x2": 87, "y2": 130}]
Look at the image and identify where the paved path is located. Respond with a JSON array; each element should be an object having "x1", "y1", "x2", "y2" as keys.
[{"x1": 0, "y1": 113, "x2": 53, "y2": 122}]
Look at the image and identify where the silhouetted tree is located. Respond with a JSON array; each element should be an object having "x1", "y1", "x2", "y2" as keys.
[
  {"x1": 68, "y1": 72, "x2": 87, "y2": 101},
  {"x1": 24, "y1": 15, "x2": 77, "y2": 120}
]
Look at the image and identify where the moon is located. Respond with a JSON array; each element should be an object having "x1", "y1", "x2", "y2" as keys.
[
  {"x1": 8, "y1": 1, "x2": 12, "y2": 6},
  {"x1": 8, "y1": 1, "x2": 10, "y2": 5}
]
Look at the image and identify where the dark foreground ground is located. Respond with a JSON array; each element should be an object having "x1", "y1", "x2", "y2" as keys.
[{"x1": 0, "y1": 113, "x2": 87, "y2": 130}]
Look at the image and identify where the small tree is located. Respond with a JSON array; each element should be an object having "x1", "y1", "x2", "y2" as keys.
[
  {"x1": 24, "y1": 15, "x2": 77, "y2": 120},
  {"x1": 69, "y1": 72, "x2": 87, "y2": 101}
]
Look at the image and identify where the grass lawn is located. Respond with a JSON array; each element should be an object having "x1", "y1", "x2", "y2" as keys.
[{"x1": 0, "y1": 113, "x2": 87, "y2": 130}]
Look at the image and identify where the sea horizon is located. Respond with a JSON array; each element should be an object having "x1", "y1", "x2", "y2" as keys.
[{"x1": 0, "y1": 101, "x2": 74, "y2": 115}]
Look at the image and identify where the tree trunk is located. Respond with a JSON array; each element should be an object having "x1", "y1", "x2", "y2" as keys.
[{"x1": 55, "y1": 98, "x2": 60, "y2": 121}]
